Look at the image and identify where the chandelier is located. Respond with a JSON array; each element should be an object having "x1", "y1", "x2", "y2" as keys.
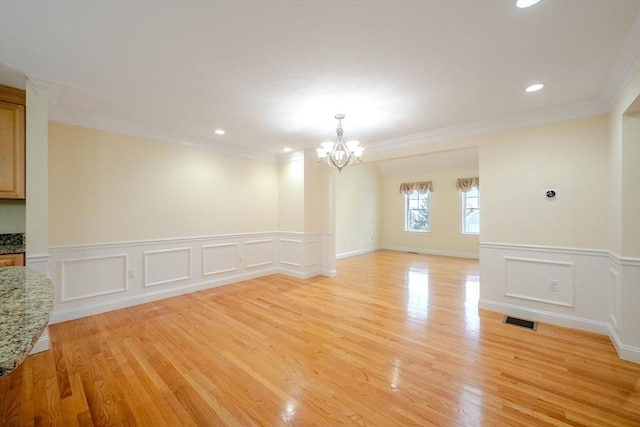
[{"x1": 316, "y1": 114, "x2": 364, "y2": 172}]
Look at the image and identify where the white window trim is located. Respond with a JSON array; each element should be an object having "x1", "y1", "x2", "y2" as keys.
[
  {"x1": 404, "y1": 190, "x2": 430, "y2": 233},
  {"x1": 460, "y1": 188, "x2": 479, "y2": 235}
]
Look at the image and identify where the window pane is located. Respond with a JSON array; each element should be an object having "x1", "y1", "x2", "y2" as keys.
[
  {"x1": 466, "y1": 197, "x2": 479, "y2": 209},
  {"x1": 405, "y1": 191, "x2": 429, "y2": 232},
  {"x1": 462, "y1": 188, "x2": 479, "y2": 234}
]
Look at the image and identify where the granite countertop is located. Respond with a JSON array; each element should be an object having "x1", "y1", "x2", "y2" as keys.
[
  {"x1": 0, "y1": 233, "x2": 25, "y2": 255},
  {"x1": 0, "y1": 267, "x2": 54, "y2": 377}
]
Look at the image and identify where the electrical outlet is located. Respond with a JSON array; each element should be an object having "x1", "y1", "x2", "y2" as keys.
[
  {"x1": 127, "y1": 269, "x2": 136, "y2": 279},
  {"x1": 550, "y1": 279, "x2": 559, "y2": 292}
]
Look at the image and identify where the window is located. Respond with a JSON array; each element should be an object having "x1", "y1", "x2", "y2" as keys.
[
  {"x1": 405, "y1": 190, "x2": 429, "y2": 232},
  {"x1": 462, "y1": 186, "x2": 479, "y2": 234}
]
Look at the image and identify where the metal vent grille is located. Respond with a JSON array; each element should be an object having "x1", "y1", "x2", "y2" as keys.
[{"x1": 503, "y1": 316, "x2": 537, "y2": 331}]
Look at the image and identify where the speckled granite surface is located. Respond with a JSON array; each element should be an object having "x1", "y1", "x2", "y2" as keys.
[
  {"x1": 0, "y1": 267, "x2": 54, "y2": 377},
  {"x1": 0, "y1": 233, "x2": 25, "y2": 255}
]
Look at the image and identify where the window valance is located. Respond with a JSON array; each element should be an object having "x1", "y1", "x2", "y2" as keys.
[
  {"x1": 399, "y1": 181, "x2": 433, "y2": 195},
  {"x1": 456, "y1": 177, "x2": 479, "y2": 193}
]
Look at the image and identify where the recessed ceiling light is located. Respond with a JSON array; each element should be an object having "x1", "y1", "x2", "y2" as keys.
[
  {"x1": 283, "y1": 147, "x2": 292, "y2": 152},
  {"x1": 525, "y1": 83, "x2": 544, "y2": 93},
  {"x1": 516, "y1": 0, "x2": 541, "y2": 8},
  {"x1": 214, "y1": 129, "x2": 225, "y2": 135}
]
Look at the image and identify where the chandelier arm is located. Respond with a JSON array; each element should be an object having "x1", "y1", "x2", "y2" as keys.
[{"x1": 316, "y1": 114, "x2": 363, "y2": 172}]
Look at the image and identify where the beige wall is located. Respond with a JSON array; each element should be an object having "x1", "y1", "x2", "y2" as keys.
[
  {"x1": 610, "y1": 70, "x2": 640, "y2": 257},
  {"x1": 622, "y1": 111, "x2": 640, "y2": 256},
  {"x1": 479, "y1": 114, "x2": 609, "y2": 249},
  {"x1": 49, "y1": 122, "x2": 279, "y2": 245},
  {"x1": 278, "y1": 155, "x2": 304, "y2": 232},
  {"x1": 335, "y1": 163, "x2": 381, "y2": 255},
  {"x1": 278, "y1": 152, "x2": 332, "y2": 233},
  {"x1": 381, "y1": 167, "x2": 479, "y2": 256},
  {"x1": 304, "y1": 158, "x2": 331, "y2": 232}
]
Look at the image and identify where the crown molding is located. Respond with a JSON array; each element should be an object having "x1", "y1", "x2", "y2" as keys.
[
  {"x1": 0, "y1": 62, "x2": 26, "y2": 89},
  {"x1": 364, "y1": 97, "x2": 607, "y2": 156},
  {"x1": 26, "y1": 75, "x2": 60, "y2": 101},
  {"x1": 277, "y1": 150, "x2": 306, "y2": 164},
  {"x1": 49, "y1": 108, "x2": 277, "y2": 164},
  {"x1": 601, "y1": 12, "x2": 640, "y2": 110}
]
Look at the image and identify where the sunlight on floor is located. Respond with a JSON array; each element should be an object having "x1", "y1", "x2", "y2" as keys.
[
  {"x1": 465, "y1": 275, "x2": 480, "y2": 330},
  {"x1": 406, "y1": 268, "x2": 429, "y2": 321}
]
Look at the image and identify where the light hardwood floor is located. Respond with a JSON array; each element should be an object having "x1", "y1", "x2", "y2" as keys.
[{"x1": 1, "y1": 250, "x2": 639, "y2": 426}]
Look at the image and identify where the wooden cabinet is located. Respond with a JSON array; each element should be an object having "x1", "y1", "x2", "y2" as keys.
[
  {"x1": 0, "y1": 84, "x2": 26, "y2": 199},
  {"x1": 0, "y1": 253, "x2": 25, "y2": 267}
]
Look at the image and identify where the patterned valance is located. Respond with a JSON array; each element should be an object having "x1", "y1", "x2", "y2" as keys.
[
  {"x1": 399, "y1": 181, "x2": 433, "y2": 195},
  {"x1": 456, "y1": 177, "x2": 479, "y2": 193}
]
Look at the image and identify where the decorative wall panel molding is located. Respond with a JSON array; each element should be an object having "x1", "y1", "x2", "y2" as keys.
[
  {"x1": 245, "y1": 239, "x2": 274, "y2": 268},
  {"x1": 202, "y1": 243, "x2": 238, "y2": 276},
  {"x1": 606, "y1": 253, "x2": 640, "y2": 363},
  {"x1": 144, "y1": 247, "x2": 192, "y2": 287},
  {"x1": 480, "y1": 242, "x2": 639, "y2": 363},
  {"x1": 48, "y1": 231, "x2": 328, "y2": 323},
  {"x1": 305, "y1": 240, "x2": 320, "y2": 267},
  {"x1": 504, "y1": 256, "x2": 575, "y2": 307},
  {"x1": 280, "y1": 239, "x2": 302, "y2": 267},
  {"x1": 60, "y1": 254, "x2": 128, "y2": 302}
]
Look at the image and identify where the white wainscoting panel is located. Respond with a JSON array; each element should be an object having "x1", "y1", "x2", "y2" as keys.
[
  {"x1": 245, "y1": 239, "x2": 274, "y2": 268},
  {"x1": 60, "y1": 254, "x2": 128, "y2": 302},
  {"x1": 280, "y1": 239, "x2": 302, "y2": 267},
  {"x1": 305, "y1": 239, "x2": 320, "y2": 267},
  {"x1": 608, "y1": 267, "x2": 621, "y2": 327},
  {"x1": 321, "y1": 232, "x2": 337, "y2": 277},
  {"x1": 202, "y1": 243, "x2": 238, "y2": 276},
  {"x1": 26, "y1": 253, "x2": 50, "y2": 276},
  {"x1": 504, "y1": 256, "x2": 575, "y2": 307},
  {"x1": 479, "y1": 243, "x2": 608, "y2": 333},
  {"x1": 278, "y1": 232, "x2": 328, "y2": 278},
  {"x1": 480, "y1": 242, "x2": 640, "y2": 363},
  {"x1": 47, "y1": 232, "x2": 332, "y2": 324},
  {"x1": 144, "y1": 247, "x2": 191, "y2": 287},
  {"x1": 607, "y1": 254, "x2": 640, "y2": 363}
]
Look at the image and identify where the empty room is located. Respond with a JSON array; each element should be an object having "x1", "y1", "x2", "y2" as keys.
[{"x1": 1, "y1": 0, "x2": 639, "y2": 425}]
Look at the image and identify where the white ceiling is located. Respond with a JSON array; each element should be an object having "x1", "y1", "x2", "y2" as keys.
[{"x1": 1, "y1": 0, "x2": 638, "y2": 162}]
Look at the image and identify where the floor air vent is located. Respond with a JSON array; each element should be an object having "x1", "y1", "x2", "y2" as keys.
[{"x1": 503, "y1": 316, "x2": 537, "y2": 331}]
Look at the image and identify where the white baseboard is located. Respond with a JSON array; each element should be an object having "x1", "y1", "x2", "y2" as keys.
[
  {"x1": 606, "y1": 251, "x2": 640, "y2": 363},
  {"x1": 336, "y1": 246, "x2": 380, "y2": 259},
  {"x1": 608, "y1": 323, "x2": 640, "y2": 363},
  {"x1": 51, "y1": 267, "x2": 279, "y2": 324},
  {"x1": 478, "y1": 299, "x2": 609, "y2": 335},
  {"x1": 47, "y1": 232, "x2": 336, "y2": 324},
  {"x1": 381, "y1": 245, "x2": 479, "y2": 259},
  {"x1": 480, "y1": 242, "x2": 640, "y2": 364},
  {"x1": 29, "y1": 328, "x2": 49, "y2": 354},
  {"x1": 278, "y1": 267, "x2": 322, "y2": 280},
  {"x1": 322, "y1": 269, "x2": 337, "y2": 277},
  {"x1": 478, "y1": 299, "x2": 640, "y2": 364}
]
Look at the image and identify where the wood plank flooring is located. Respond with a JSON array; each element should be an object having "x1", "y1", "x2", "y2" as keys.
[{"x1": 1, "y1": 250, "x2": 639, "y2": 426}]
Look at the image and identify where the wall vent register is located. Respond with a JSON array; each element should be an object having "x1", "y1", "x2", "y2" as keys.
[{"x1": 503, "y1": 315, "x2": 537, "y2": 331}]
